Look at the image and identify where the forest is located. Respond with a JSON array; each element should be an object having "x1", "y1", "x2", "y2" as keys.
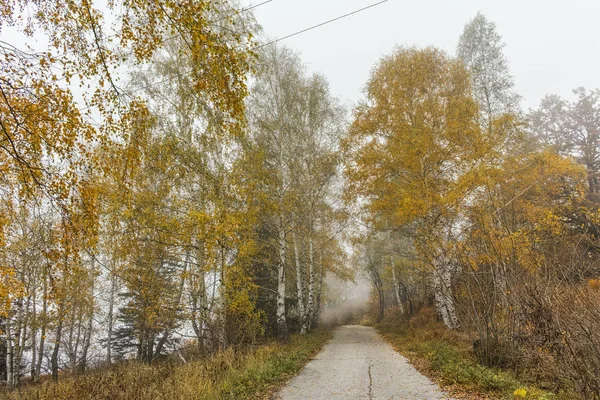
[{"x1": 0, "y1": 0, "x2": 599, "y2": 399}]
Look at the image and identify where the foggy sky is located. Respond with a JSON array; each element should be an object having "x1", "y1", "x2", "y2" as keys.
[{"x1": 243, "y1": 0, "x2": 600, "y2": 110}]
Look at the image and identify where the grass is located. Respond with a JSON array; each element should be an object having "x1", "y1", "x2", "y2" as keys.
[
  {"x1": 2, "y1": 330, "x2": 332, "y2": 400},
  {"x1": 375, "y1": 308, "x2": 572, "y2": 400}
]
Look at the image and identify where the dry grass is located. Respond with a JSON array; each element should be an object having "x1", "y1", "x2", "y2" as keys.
[
  {"x1": 376, "y1": 307, "x2": 577, "y2": 400},
  {"x1": 2, "y1": 330, "x2": 332, "y2": 400}
]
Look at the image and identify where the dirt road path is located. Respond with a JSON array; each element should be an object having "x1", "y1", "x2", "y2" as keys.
[{"x1": 275, "y1": 325, "x2": 452, "y2": 400}]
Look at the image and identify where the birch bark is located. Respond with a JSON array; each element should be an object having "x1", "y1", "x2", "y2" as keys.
[
  {"x1": 276, "y1": 213, "x2": 288, "y2": 339},
  {"x1": 293, "y1": 232, "x2": 306, "y2": 334},
  {"x1": 306, "y1": 231, "x2": 315, "y2": 331},
  {"x1": 433, "y1": 255, "x2": 459, "y2": 329}
]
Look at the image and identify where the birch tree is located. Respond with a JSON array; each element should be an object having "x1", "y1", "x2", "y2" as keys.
[
  {"x1": 0, "y1": 0, "x2": 258, "y2": 379},
  {"x1": 458, "y1": 13, "x2": 520, "y2": 130},
  {"x1": 247, "y1": 44, "x2": 308, "y2": 339},
  {"x1": 345, "y1": 47, "x2": 488, "y2": 329}
]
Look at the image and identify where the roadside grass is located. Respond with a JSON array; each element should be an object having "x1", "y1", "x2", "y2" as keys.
[
  {"x1": 2, "y1": 330, "x2": 331, "y2": 400},
  {"x1": 375, "y1": 308, "x2": 577, "y2": 400}
]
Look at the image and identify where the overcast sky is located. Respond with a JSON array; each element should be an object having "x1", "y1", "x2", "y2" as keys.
[{"x1": 242, "y1": 0, "x2": 600, "y2": 110}]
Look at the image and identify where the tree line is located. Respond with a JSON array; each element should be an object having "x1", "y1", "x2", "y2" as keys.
[
  {"x1": 0, "y1": 0, "x2": 347, "y2": 387},
  {"x1": 346, "y1": 13, "x2": 600, "y2": 397}
]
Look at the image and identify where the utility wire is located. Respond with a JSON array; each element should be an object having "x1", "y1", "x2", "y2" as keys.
[{"x1": 258, "y1": 0, "x2": 389, "y2": 48}]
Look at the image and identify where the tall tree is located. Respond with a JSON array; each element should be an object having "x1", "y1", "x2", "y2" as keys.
[
  {"x1": 345, "y1": 47, "x2": 488, "y2": 329},
  {"x1": 247, "y1": 44, "x2": 308, "y2": 340},
  {"x1": 458, "y1": 13, "x2": 520, "y2": 130},
  {"x1": 247, "y1": 44, "x2": 346, "y2": 338}
]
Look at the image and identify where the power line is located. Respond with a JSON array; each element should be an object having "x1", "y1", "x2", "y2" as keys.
[
  {"x1": 258, "y1": 0, "x2": 390, "y2": 48},
  {"x1": 214, "y1": 0, "x2": 273, "y2": 24},
  {"x1": 139, "y1": 0, "x2": 274, "y2": 55}
]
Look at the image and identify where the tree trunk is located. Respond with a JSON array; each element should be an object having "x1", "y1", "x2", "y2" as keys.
[
  {"x1": 78, "y1": 310, "x2": 93, "y2": 373},
  {"x1": 30, "y1": 289, "x2": 37, "y2": 381},
  {"x1": 374, "y1": 274, "x2": 385, "y2": 322},
  {"x1": 314, "y1": 253, "x2": 324, "y2": 323},
  {"x1": 217, "y1": 245, "x2": 227, "y2": 349},
  {"x1": 67, "y1": 313, "x2": 77, "y2": 370},
  {"x1": 79, "y1": 264, "x2": 95, "y2": 373},
  {"x1": 293, "y1": 232, "x2": 306, "y2": 334},
  {"x1": 276, "y1": 214, "x2": 288, "y2": 340},
  {"x1": 191, "y1": 245, "x2": 207, "y2": 354},
  {"x1": 51, "y1": 317, "x2": 63, "y2": 381},
  {"x1": 16, "y1": 292, "x2": 31, "y2": 385},
  {"x1": 106, "y1": 271, "x2": 116, "y2": 365},
  {"x1": 306, "y1": 233, "x2": 315, "y2": 331},
  {"x1": 433, "y1": 257, "x2": 459, "y2": 330},
  {"x1": 493, "y1": 261, "x2": 509, "y2": 307},
  {"x1": 399, "y1": 281, "x2": 413, "y2": 315},
  {"x1": 11, "y1": 294, "x2": 25, "y2": 386},
  {"x1": 6, "y1": 317, "x2": 14, "y2": 387},
  {"x1": 390, "y1": 255, "x2": 404, "y2": 314},
  {"x1": 34, "y1": 273, "x2": 48, "y2": 382}
]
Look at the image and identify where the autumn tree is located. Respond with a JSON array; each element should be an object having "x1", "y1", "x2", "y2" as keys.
[
  {"x1": 0, "y1": 0, "x2": 257, "y2": 380},
  {"x1": 246, "y1": 42, "x2": 347, "y2": 338},
  {"x1": 246, "y1": 44, "x2": 308, "y2": 339},
  {"x1": 345, "y1": 47, "x2": 489, "y2": 329},
  {"x1": 530, "y1": 88, "x2": 600, "y2": 195}
]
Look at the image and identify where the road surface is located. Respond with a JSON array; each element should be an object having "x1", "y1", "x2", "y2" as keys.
[{"x1": 275, "y1": 325, "x2": 452, "y2": 400}]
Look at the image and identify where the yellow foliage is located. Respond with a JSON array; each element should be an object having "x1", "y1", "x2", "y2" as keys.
[
  {"x1": 1, "y1": 0, "x2": 256, "y2": 315},
  {"x1": 513, "y1": 388, "x2": 527, "y2": 398},
  {"x1": 0, "y1": 265, "x2": 24, "y2": 318},
  {"x1": 345, "y1": 47, "x2": 487, "y2": 259}
]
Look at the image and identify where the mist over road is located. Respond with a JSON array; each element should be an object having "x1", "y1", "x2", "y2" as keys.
[{"x1": 275, "y1": 325, "x2": 451, "y2": 400}]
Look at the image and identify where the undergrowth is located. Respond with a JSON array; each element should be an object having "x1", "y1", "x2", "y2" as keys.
[
  {"x1": 2, "y1": 330, "x2": 331, "y2": 400},
  {"x1": 376, "y1": 308, "x2": 578, "y2": 400}
]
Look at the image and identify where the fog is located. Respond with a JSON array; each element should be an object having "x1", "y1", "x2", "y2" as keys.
[{"x1": 318, "y1": 273, "x2": 372, "y2": 326}]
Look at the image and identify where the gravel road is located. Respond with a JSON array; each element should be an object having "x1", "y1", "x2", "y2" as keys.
[{"x1": 274, "y1": 325, "x2": 452, "y2": 400}]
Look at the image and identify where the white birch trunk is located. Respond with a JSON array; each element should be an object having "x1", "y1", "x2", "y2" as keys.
[
  {"x1": 34, "y1": 272, "x2": 47, "y2": 382},
  {"x1": 276, "y1": 214, "x2": 288, "y2": 339},
  {"x1": 30, "y1": 289, "x2": 37, "y2": 380},
  {"x1": 275, "y1": 129, "x2": 289, "y2": 340},
  {"x1": 6, "y1": 317, "x2": 14, "y2": 387},
  {"x1": 293, "y1": 232, "x2": 306, "y2": 334},
  {"x1": 13, "y1": 292, "x2": 26, "y2": 385},
  {"x1": 306, "y1": 233, "x2": 315, "y2": 331},
  {"x1": 433, "y1": 257, "x2": 459, "y2": 329}
]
